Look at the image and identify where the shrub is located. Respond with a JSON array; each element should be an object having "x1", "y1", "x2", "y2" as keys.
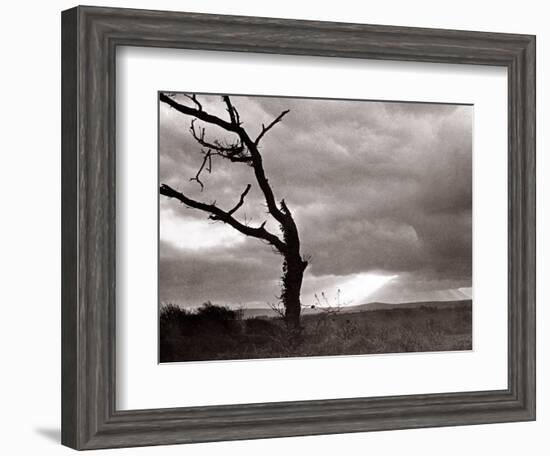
[{"x1": 195, "y1": 301, "x2": 237, "y2": 322}]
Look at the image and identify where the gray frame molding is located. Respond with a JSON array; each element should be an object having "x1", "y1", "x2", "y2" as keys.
[{"x1": 61, "y1": 5, "x2": 536, "y2": 450}]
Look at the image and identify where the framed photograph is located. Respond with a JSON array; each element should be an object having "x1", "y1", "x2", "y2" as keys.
[{"x1": 61, "y1": 5, "x2": 535, "y2": 450}]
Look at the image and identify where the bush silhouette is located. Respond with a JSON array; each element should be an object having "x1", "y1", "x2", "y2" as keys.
[
  {"x1": 161, "y1": 302, "x2": 239, "y2": 336},
  {"x1": 195, "y1": 302, "x2": 237, "y2": 323},
  {"x1": 159, "y1": 302, "x2": 243, "y2": 361}
]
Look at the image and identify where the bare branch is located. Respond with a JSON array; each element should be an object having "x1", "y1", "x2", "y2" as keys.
[
  {"x1": 189, "y1": 150, "x2": 212, "y2": 190},
  {"x1": 239, "y1": 134, "x2": 288, "y2": 225},
  {"x1": 160, "y1": 92, "x2": 291, "y2": 229},
  {"x1": 189, "y1": 119, "x2": 250, "y2": 163},
  {"x1": 255, "y1": 110, "x2": 290, "y2": 145},
  {"x1": 160, "y1": 92, "x2": 237, "y2": 133},
  {"x1": 183, "y1": 93, "x2": 202, "y2": 111},
  {"x1": 222, "y1": 95, "x2": 241, "y2": 126},
  {"x1": 160, "y1": 184, "x2": 286, "y2": 253},
  {"x1": 280, "y1": 199, "x2": 291, "y2": 215},
  {"x1": 227, "y1": 184, "x2": 252, "y2": 216},
  {"x1": 266, "y1": 301, "x2": 286, "y2": 320}
]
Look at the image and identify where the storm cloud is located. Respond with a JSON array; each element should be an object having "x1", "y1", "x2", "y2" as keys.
[{"x1": 159, "y1": 93, "x2": 472, "y2": 308}]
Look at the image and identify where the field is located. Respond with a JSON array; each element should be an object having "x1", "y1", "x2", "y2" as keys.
[{"x1": 159, "y1": 301, "x2": 472, "y2": 363}]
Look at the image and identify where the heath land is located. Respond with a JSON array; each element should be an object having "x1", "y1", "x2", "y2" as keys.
[{"x1": 159, "y1": 300, "x2": 472, "y2": 362}]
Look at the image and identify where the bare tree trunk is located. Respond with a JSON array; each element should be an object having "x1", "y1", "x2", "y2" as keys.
[
  {"x1": 281, "y1": 254, "x2": 308, "y2": 330},
  {"x1": 279, "y1": 200, "x2": 308, "y2": 331}
]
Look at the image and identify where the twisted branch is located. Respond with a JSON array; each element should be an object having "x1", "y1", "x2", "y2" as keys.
[
  {"x1": 255, "y1": 110, "x2": 290, "y2": 145},
  {"x1": 189, "y1": 149, "x2": 212, "y2": 190},
  {"x1": 189, "y1": 119, "x2": 250, "y2": 164},
  {"x1": 160, "y1": 184, "x2": 286, "y2": 253},
  {"x1": 183, "y1": 93, "x2": 202, "y2": 111},
  {"x1": 160, "y1": 92, "x2": 297, "y2": 248},
  {"x1": 228, "y1": 184, "x2": 252, "y2": 216}
]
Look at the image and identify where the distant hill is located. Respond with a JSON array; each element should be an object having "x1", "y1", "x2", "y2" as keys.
[
  {"x1": 241, "y1": 299, "x2": 471, "y2": 319},
  {"x1": 343, "y1": 299, "x2": 472, "y2": 313}
]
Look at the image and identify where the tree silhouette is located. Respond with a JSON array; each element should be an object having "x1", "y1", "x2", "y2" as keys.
[{"x1": 159, "y1": 93, "x2": 308, "y2": 331}]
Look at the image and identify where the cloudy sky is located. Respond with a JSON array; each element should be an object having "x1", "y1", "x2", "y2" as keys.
[{"x1": 159, "y1": 93, "x2": 472, "y2": 309}]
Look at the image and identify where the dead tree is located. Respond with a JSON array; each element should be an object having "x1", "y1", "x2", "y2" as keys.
[{"x1": 159, "y1": 93, "x2": 308, "y2": 331}]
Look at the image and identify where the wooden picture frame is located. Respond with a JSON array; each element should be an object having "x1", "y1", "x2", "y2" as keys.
[{"x1": 61, "y1": 5, "x2": 535, "y2": 450}]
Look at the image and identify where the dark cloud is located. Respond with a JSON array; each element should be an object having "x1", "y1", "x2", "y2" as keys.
[{"x1": 159, "y1": 93, "x2": 472, "y2": 307}]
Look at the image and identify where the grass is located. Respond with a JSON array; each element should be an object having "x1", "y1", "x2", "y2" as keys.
[{"x1": 159, "y1": 301, "x2": 472, "y2": 363}]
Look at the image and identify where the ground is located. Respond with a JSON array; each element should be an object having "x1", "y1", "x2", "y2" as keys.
[{"x1": 159, "y1": 301, "x2": 472, "y2": 363}]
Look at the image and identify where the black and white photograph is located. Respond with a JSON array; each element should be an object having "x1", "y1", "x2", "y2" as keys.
[{"x1": 158, "y1": 92, "x2": 473, "y2": 363}]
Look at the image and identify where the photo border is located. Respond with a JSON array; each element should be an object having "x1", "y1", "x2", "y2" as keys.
[{"x1": 61, "y1": 6, "x2": 535, "y2": 449}]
